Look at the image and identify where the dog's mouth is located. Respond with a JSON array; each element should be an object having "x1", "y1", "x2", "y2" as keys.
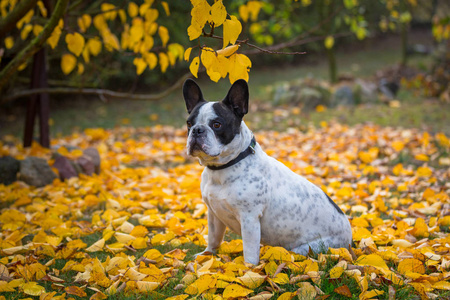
[{"x1": 188, "y1": 139, "x2": 220, "y2": 157}]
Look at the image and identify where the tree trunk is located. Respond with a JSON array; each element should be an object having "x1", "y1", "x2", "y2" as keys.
[
  {"x1": 327, "y1": 47, "x2": 337, "y2": 83},
  {"x1": 400, "y1": 22, "x2": 408, "y2": 66}
]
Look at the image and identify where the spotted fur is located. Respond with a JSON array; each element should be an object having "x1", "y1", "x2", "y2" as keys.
[{"x1": 183, "y1": 79, "x2": 353, "y2": 265}]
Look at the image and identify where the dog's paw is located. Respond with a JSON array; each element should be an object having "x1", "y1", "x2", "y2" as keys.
[{"x1": 193, "y1": 249, "x2": 216, "y2": 259}]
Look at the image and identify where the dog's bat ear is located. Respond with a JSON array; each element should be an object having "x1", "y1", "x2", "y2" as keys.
[
  {"x1": 223, "y1": 79, "x2": 249, "y2": 118},
  {"x1": 183, "y1": 79, "x2": 205, "y2": 114}
]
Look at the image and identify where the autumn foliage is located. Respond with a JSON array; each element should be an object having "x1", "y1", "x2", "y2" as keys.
[{"x1": 0, "y1": 122, "x2": 449, "y2": 299}]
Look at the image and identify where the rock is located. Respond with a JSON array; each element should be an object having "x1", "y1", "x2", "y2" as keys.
[
  {"x1": 379, "y1": 78, "x2": 399, "y2": 99},
  {"x1": 77, "y1": 155, "x2": 95, "y2": 175},
  {"x1": 53, "y1": 155, "x2": 78, "y2": 180},
  {"x1": 354, "y1": 79, "x2": 378, "y2": 103},
  {"x1": 299, "y1": 87, "x2": 324, "y2": 111},
  {"x1": 19, "y1": 157, "x2": 57, "y2": 187},
  {"x1": 83, "y1": 148, "x2": 101, "y2": 174},
  {"x1": 0, "y1": 156, "x2": 20, "y2": 185},
  {"x1": 331, "y1": 85, "x2": 354, "y2": 107}
]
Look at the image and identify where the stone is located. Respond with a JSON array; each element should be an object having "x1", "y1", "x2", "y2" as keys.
[
  {"x1": 299, "y1": 87, "x2": 324, "y2": 111},
  {"x1": 331, "y1": 85, "x2": 354, "y2": 107},
  {"x1": 53, "y1": 155, "x2": 78, "y2": 180},
  {"x1": 77, "y1": 155, "x2": 95, "y2": 175},
  {"x1": 19, "y1": 157, "x2": 57, "y2": 187},
  {"x1": 0, "y1": 156, "x2": 20, "y2": 185},
  {"x1": 83, "y1": 148, "x2": 101, "y2": 174},
  {"x1": 354, "y1": 79, "x2": 378, "y2": 103}
]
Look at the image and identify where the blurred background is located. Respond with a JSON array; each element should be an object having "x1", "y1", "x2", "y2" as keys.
[{"x1": 0, "y1": 0, "x2": 449, "y2": 143}]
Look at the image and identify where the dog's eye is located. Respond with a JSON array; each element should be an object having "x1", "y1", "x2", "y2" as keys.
[
  {"x1": 213, "y1": 122, "x2": 221, "y2": 129},
  {"x1": 187, "y1": 121, "x2": 192, "y2": 128}
]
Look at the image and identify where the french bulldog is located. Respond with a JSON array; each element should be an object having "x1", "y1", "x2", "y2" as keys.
[{"x1": 183, "y1": 78, "x2": 352, "y2": 265}]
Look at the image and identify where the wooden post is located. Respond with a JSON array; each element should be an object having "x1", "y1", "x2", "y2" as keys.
[
  {"x1": 23, "y1": 48, "x2": 50, "y2": 148},
  {"x1": 23, "y1": 0, "x2": 51, "y2": 148}
]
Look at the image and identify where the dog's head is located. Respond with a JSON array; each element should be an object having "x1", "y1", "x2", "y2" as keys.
[{"x1": 183, "y1": 79, "x2": 249, "y2": 164}]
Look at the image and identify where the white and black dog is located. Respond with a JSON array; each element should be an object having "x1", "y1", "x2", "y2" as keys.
[{"x1": 183, "y1": 78, "x2": 352, "y2": 265}]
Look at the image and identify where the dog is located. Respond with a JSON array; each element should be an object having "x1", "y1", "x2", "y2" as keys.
[{"x1": 183, "y1": 78, "x2": 352, "y2": 265}]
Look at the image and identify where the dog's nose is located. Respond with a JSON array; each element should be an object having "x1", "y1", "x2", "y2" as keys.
[{"x1": 192, "y1": 125, "x2": 206, "y2": 137}]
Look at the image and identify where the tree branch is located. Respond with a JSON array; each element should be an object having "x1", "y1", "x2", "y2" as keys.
[
  {"x1": 241, "y1": 32, "x2": 352, "y2": 55},
  {"x1": 1, "y1": 73, "x2": 192, "y2": 104},
  {"x1": 0, "y1": 0, "x2": 38, "y2": 40},
  {"x1": 0, "y1": 0, "x2": 69, "y2": 91}
]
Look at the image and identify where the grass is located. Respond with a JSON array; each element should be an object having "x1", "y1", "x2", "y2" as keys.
[{"x1": 1, "y1": 32, "x2": 449, "y2": 140}]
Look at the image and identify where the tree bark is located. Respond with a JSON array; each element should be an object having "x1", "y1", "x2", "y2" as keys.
[
  {"x1": 0, "y1": 0, "x2": 38, "y2": 40},
  {"x1": 0, "y1": 0, "x2": 69, "y2": 90}
]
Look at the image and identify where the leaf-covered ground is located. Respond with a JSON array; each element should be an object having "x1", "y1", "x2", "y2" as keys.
[{"x1": 0, "y1": 122, "x2": 449, "y2": 300}]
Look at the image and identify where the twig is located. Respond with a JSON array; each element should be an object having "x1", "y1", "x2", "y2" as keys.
[
  {"x1": 209, "y1": 34, "x2": 306, "y2": 55},
  {"x1": 1, "y1": 72, "x2": 192, "y2": 104}
]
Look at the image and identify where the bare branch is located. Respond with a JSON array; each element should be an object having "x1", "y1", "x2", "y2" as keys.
[
  {"x1": 208, "y1": 35, "x2": 306, "y2": 55},
  {"x1": 1, "y1": 73, "x2": 192, "y2": 104}
]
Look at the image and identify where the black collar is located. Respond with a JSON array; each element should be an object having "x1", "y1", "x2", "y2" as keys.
[{"x1": 207, "y1": 137, "x2": 256, "y2": 171}]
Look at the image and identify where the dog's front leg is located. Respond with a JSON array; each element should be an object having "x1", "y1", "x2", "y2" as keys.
[
  {"x1": 240, "y1": 214, "x2": 261, "y2": 265},
  {"x1": 196, "y1": 207, "x2": 226, "y2": 257}
]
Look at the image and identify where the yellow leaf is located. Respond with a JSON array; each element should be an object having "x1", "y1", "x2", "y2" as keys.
[
  {"x1": 355, "y1": 254, "x2": 389, "y2": 271},
  {"x1": 228, "y1": 53, "x2": 251, "y2": 83},
  {"x1": 61, "y1": 54, "x2": 77, "y2": 75},
  {"x1": 324, "y1": 35, "x2": 334, "y2": 49},
  {"x1": 33, "y1": 24, "x2": 43, "y2": 36},
  {"x1": 77, "y1": 63, "x2": 84, "y2": 74},
  {"x1": 87, "y1": 38, "x2": 102, "y2": 56},
  {"x1": 128, "y1": 2, "x2": 138, "y2": 18},
  {"x1": 223, "y1": 283, "x2": 253, "y2": 299},
  {"x1": 161, "y1": 1, "x2": 170, "y2": 16},
  {"x1": 65, "y1": 32, "x2": 85, "y2": 56},
  {"x1": 0, "y1": 281, "x2": 15, "y2": 292},
  {"x1": 22, "y1": 282, "x2": 45, "y2": 296},
  {"x1": 187, "y1": 24, "x2": 203, "y2": 41},
  {"x1": 397, "y1": 258, "x2": 425, "y2": 275},
  {"x1": 158, "y1": 26, "x2": 169, "y2": 47},
  {"x1": 417, "y1": 166, "x2": 432, "y2": 177},
  {"x1": 143, "y1": 52, "x2": 158, "y2": 69},
  {"x1": 47, "y1": 20, "x2": 63, "y2": 49},
  {"x1": 190, "y1": 56, "x2": 200, "y2": 78},
  {"x1": 185, "y1": 274, "x2": 217, "y2": 295},
  {"x1": 237, "y1": 271, "x2": 266, "y2": 289},
  {"x1": 21, "y1": 24, "x2": 33, "y2": 40},
  {"x1": 433, "y1": 281, "x2": 450, "y2": 290},
  {"x1": 133, "y1": 57, "x2": 147, "y2": 75},
  {"x1": 414, "y1": 154, "x2": 429, "y2": 161},
  {"x1": 217, "y1": 45, "x2": 239, "y2": 57},
  {"x1": 392, "y1": 141, "x2": 405, "y2": 152},
  {"x1": 77, "y1": 14, "x2": 91, "y2": 33},
  {"x1": 277, "y1": 292, "x2": 294, "y2": 300},
  {"x1": 329, "y1": 266, "x2": 344, "y2": 279},
  {"x1": 410, "y1": 218, "x2": 429, "y2": 238},
  {"x1": 223, "y1": 16, "x2": 242, "y2": 48},
  {"x1": 261, "y1": 247, "x2": 292, "y2": 262},
  {"x1": 211, "y1": 0, "x2": 227, "y2": 26},
  {"x1": 184, "y1": 47, "x2": 192, "y2": 61},
  {"x1": 136, "y1": 281, "x2": 159, "y2": 293},
  {"x1": 296, "y1": 282, "x2": 317, "y2": 300},
  {"x1": 360, "y1": 289, "x2": 384, "y2": 300},
  {"x1": 101, "y1": 3, "x2": 117, "y2": 20},
  {"x1": 247, "y1": 1, "x2": 262, "y2": 21},
  {"x1": 272, "y1": 273, "x2": 289, "y2": 285},
  {"x1": 4, "y1": 36, "x2": 13, "y2": 49},
  {"x1": 159, "y1": 52, "x2": 169, "y2": 73},
  {"x1": 85, "y1": 238, "x2": 105, "y2": 252}
]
